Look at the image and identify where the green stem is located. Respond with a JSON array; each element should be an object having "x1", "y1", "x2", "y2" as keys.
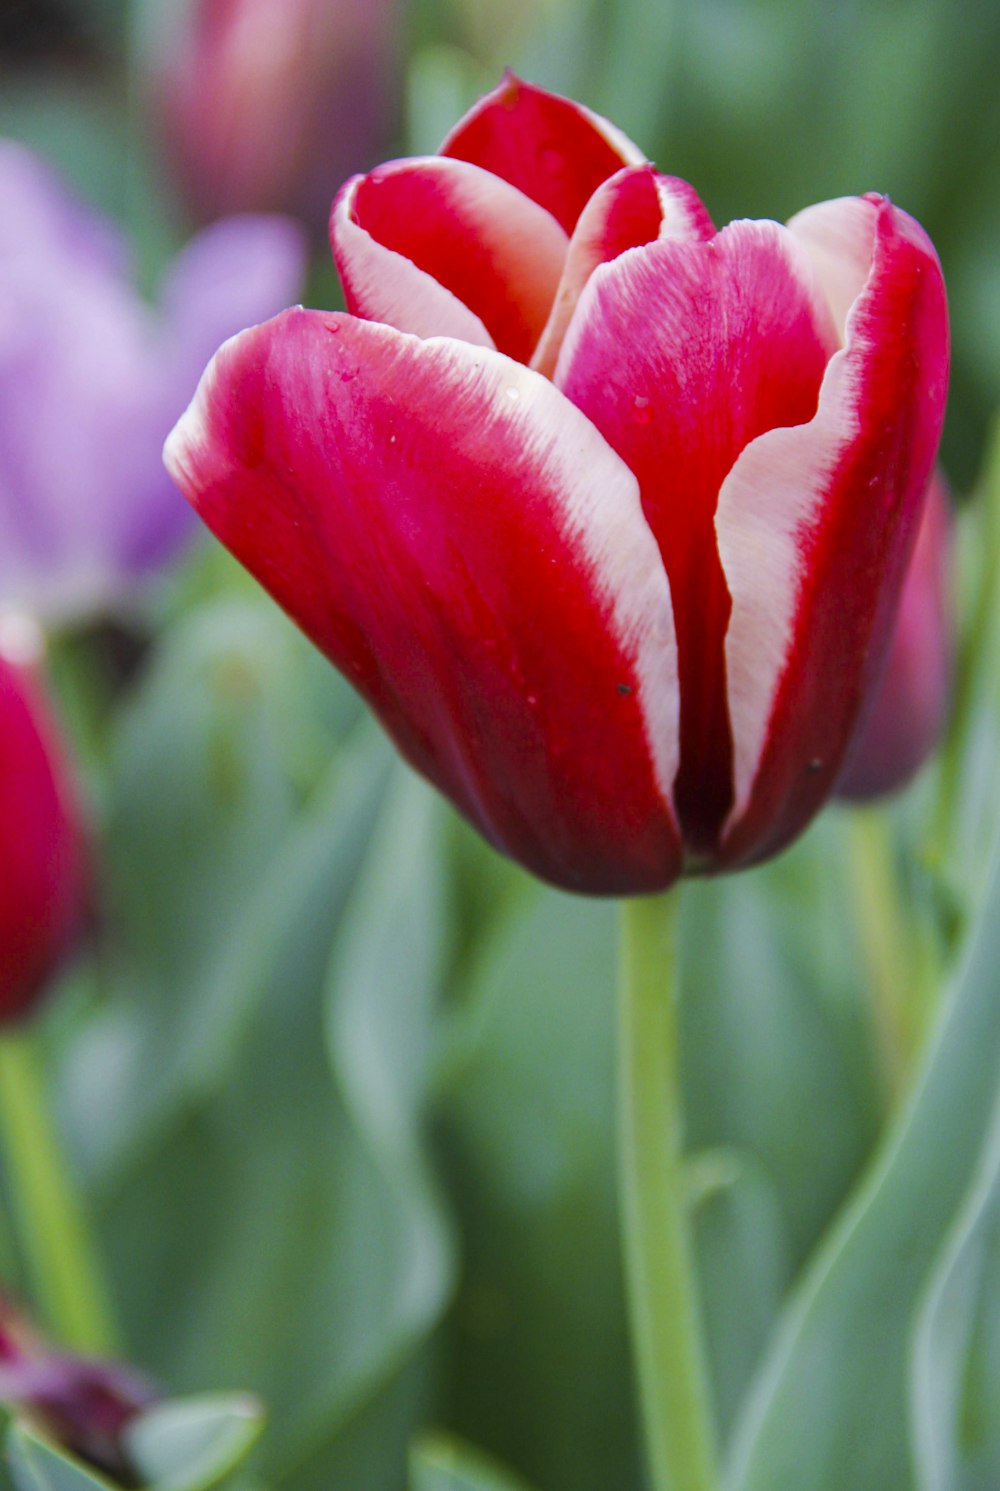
[
  {"x1": 618, "y1": 892, "x2": 718, "y2": 1491},
  {"x1": 0, "y1": 1029, "x2": 119, "y2": 1357},
  {"x1": 847, "y1": 811, "x2": 924, "y2": 1107}
]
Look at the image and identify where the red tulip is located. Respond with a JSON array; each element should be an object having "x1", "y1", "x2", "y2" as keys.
[
  {"x1": 154, "y1": 0, "x2": 398, "y2": 227},
  {"x1": 165, "y1": 76, "x2": 949, "y2": 895},
  {"x1": 0, "y1": 622, "x2": 86, "y2": 1020},
  {"x1": 837, "y1": 471, "x2": 952, "y2": 800}
]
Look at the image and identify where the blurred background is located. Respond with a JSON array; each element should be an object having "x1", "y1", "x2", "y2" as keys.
[{"x1": 2, "y1": 3, "x2": 1000, "y2": 1490}]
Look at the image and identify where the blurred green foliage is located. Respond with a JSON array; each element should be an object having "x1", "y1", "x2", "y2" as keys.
[{"x1": 2, "y1": 2, "x2": 1000, "y2": 1490}]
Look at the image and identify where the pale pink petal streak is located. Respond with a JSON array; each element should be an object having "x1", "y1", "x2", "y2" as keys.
[{"x1": 165, "y1": 311, "x2": 682, "y2": 893}]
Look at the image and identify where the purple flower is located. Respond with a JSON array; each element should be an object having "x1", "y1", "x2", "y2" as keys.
[{"x1": 0, "y1": 142, "x2": 307, "y2": 622}]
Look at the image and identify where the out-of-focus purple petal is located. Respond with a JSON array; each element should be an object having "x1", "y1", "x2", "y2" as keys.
[
  {"x1": 0, "y1": 141, "x2": 128, "y2": 278},
  {"x1": 160, "y1": 213, "x2": 308, "y2": 374},
  {"x1": 0, "y1": 147, "x2": 307, "y2": 621},
  {"x1": 0, "y1": 256, "x2": 163, "y2": 617}
]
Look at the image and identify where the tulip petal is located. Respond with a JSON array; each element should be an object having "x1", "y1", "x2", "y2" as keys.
[
  {"x1": 532, "y1": 165, "x2": 714, "y2": 378},
  {"x1": 440, "y1": 72, "x2": 645, "y2": 233},
  {"x1": 331, "y1": 157, "x2": 568, "y2": 362},
  {"x1": 0, "y1": 627, "x2": 85, "y2": 1021},
  {"x1": 556, "y1": 220, "x2": 837, "y2": 857},
  {"x1": 716, "y1": 196, "x2": 949, "y2": 865},
  {"x1": 165, "y1": 311, "x2": 682, "y2": 894},
  {"x1": 836, "y1": 469, "x2": 951, "y2": 800}
]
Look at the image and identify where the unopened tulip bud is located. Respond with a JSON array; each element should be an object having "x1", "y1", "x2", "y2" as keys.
[
  {"x1": 0, "y1": 1295, "x2": 157, "y2": 1480},
  {"x1": 837, "y1": 472, "x2": 952, "y2": 800},
  {"x1": 153, "y1": 0, "x2": 399, "y2": 230},
  {"x1": 0, "y1": 619, "x2": 86, "y2": 1021}
]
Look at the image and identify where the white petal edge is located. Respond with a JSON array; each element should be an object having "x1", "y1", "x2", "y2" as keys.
[
  {"x1": 716, "y1": 200, "x2": 880, "y2": 832},
  {"x1": 331, "y1": 175, "x2": 495, "y2": 347}
]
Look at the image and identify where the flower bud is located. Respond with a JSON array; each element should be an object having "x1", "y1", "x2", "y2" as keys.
[
  {"x1": 153, "y1": 0, "x2": 400, "y2": 230},
  {"x1": 0, "y1": 1295, "x2": 157, "y2": 1480},
  {"x1": 0, "y1": 619, "x2": 86, "y2": 1022},
  {"x1": 837, "y1": 472, "x2": 952, "y2": 800}
]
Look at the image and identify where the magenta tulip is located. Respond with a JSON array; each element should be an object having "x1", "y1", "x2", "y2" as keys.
[
  {"x1": 154, "y1": 0, "x2": 398, "y2": 228},
  {"x1": 837, "y1": 471, "x2": 952, "y2": 800},
  {"x1": 0, "y1": 622, "x2": 86, "y2": 1021},
  {"x1": 165, "y1": 76, "x2": 949, "y2": 895}
]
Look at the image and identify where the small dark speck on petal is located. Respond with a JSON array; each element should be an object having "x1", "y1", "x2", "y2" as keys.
[
  {"x1": 617, "y1": 683, "x2": 633, "y2": 696},
  {"x1": 808, "y1": 757, "x2": 823, "y2": 772}
]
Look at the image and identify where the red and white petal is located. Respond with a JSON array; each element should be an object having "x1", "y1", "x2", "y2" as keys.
[
  {"x1": 331, "y1": 157, "x2": 568, "y2": 362},
  {"x1": 716, "y1": 196, "x2": 949, "y2": 867},
  {"x1": 331, "y1": 174, "x2": 492, "y2": 347},
  {"x1": 532, "y1": 166, "x2": 714, "y2": 378},
  {"x1": 165, "y1": 311, "x2": 681, "y2": 894},
  {"x1": 440, "y1": 72, "x2": 645, "y2": 234},
  {"x1": 555, "y1": 220, "x2": 837, "y2": 859}
]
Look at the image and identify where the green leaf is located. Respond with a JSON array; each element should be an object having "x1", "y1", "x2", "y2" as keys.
[
  {"x1": 59, "y1": 598, "x2": 361, "y2": 1186},
  {"x1": 726, "y1": 829, "x2": 1000, "y2": 1491},
  {"x1": 911, "y1": 1084, "x2": 1000, "y2": 1489},
  {"x1": 409, "y1": 1433, "x2": 535, "y2": 1491},
  {"x1": 76, "y1": 752, "x2": 453, "y2": 1491},
  {"x1": 682, "y1": 817, "x2": 882, "y2": 1271},
  {"x1": 689, "y1": 1150, "x2": 790, "y2": 1441},
  {"x1": 430, "y1": 887, "x2": 640, "y2": 1491},
  {"x1": 124, "y1": 1394, "x2": 264, "y2": 1491},
  {"x1": 5, "y1": 1425, "x2": 114, "y2": 1491}
]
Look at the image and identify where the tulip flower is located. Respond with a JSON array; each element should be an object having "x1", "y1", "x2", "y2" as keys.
[
  {"x1": 152, "y1": 0, "x2": 399, "y2": 229},
  {"x1": 165, "y1": 75, "x2": 949, "y2": 895},
  {"x1": 837, "y1": 471, "x2": 952, "y2": 800},
  {"x1": 0, "y1": 619, "x2": 86, "y2": 1021},
  {"x1": 0, "y1": 142, "x2": 307, "y2": 622},
  {"x1": 0, "y1": 1294, "x2": 157, "y2": 1479}
]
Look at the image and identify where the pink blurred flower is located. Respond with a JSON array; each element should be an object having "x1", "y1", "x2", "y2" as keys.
[
  {"x1": 0, "y1": 620, "x2": 86, "y2": 1022},
  {"x1": 837, "y1": 471, "x2": 952, "y2": 800},
  {"x1": 154, "y1": 0, "x2": 399, "y2": 229},
  {"x1": 0, "y1": 142, "x2": 307, "y2": 622}
]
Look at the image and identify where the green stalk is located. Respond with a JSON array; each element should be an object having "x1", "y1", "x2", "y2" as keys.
[
  {"x1": 0, "y1": 1030, "x2": 119, "y2": 1357},
  {"x1": 618, "y1": 892, "x2": 718, "y2": 1491},
  {"x1": 847, "y1": 810, "x2": 923, "y2": 1107}
]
